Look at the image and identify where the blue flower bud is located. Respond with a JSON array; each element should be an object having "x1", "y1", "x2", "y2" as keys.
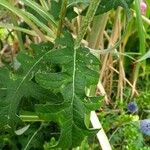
[
  {"x1": 140, "y1": 119, "x2": 150, "y2": 136},
  {"x1": 127, "y1": 102, "x2": 138, "y2": 113}
]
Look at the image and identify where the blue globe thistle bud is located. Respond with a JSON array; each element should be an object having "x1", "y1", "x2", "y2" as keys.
[
  {"x1": 127, "y1": 102, "x2": 138, "y2": 113},
  {"x1": 140, "y1": 119, "x2": 150, "y2": 136}
]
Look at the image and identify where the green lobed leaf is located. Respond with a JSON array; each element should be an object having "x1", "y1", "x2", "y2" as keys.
[
  {"x1": 0, "y1": 42, "x2": 54, "y2": 130},
  {"x1": 35, "y1": 32, "x2": 102, "y2": 148}
]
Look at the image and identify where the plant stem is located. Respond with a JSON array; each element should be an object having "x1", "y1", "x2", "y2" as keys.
[
  {"x1": 10, "y1": 15, "x2": 24, "y2": 51},
  {"x1": 135, "y1": 0, "x2": 146, "y2": 56},
  {"x1": 57, "y1": 0, "x2": 68, "y2": 38},
  {"x1": 39, "y1": 0, "x2": 49, "y2": 11},
  {"x1": 9, "y1": 0, "x2": 24, "y2": 51},
  {"x1": 74, "y1": 0, "x2": 101, "y2": 49},
  {"x1": 132, "y1": 0, "x2": 146, "y2": 96},
  {"x1": 0, "y1": 23, "x2": 54, "y2": 41},
  {"x1": 20, "y1": 115, "x2": 44, "y2": 122}
]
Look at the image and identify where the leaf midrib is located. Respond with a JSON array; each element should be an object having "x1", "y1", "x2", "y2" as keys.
[{"x1": 69, "y1": 47, "x2": 77, "y2": 146}]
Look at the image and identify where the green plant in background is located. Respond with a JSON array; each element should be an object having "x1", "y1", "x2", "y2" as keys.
[{"x1": 0, "y1": 0, "x2": 150, "y2": 149}]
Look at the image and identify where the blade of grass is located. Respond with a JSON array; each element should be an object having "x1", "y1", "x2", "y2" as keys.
[
  {"x1": 23, "y1": 11, "x2": 55, "y2": 38},
  {"x1": 0, "y1": 0, "x2": 46, "y2": 41},
  {"x1": 88, "y1": 13, "x2": 109, "y2": 49},
  {"x1": 132, "y1": 0, "x2": 146, "y2": 96},
  {"x1": 0, "y1": 23, "x2": 54, "y2": 42},
  {"x1": 39, "y1": 0, "x2": 49, "y2": 11},
  {"x1": 21, "y1": 0, "x2": 57, "y2": 28},
  {"x1": 0, "y1": 23, "x2": 37, "y2": 36},
  {"x1": 135, "y1": 0, "x2": 146, "y2": 60}
]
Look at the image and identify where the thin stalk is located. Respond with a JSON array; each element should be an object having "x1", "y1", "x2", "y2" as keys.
[
  {"x1": 100, "y1": 8, "x2": 121, "y2": 99},
  {"x1": 10, "y1": 16, "x2": 24, "y2": 51},
  {"x1": 57, "y1": 0, "x2": 68, "y2": 38},
  {"x1": 0, "y1": 23, "x2": 38, "y2": 36},
  {"x1": 135, "y1": 0, "x2": 146, "y2": 60},
  {"x1": 134, "y1": 12, "x2": 150, "y2": 25},
  {"x1": 0, "y1": 23, "x2": 54, "y2": 42},
  {"x1": 116, "y1": 8, "x2": 125, "y2": 103},
  {"x1": 20, "y1": 115, "x2": 44, "y2": 122},
  {"x1": 9, "y1": 0, "x2": 24, "y2": 51},
  {"x1": 74, "y1": 0, "x2": 101, "y2": 49},
  {"x1": 39, "y1": 0, "x2": 49, "y2": 11},
  {"x1": 132, "y1": 0, "x2": 146, "y2": 96}
]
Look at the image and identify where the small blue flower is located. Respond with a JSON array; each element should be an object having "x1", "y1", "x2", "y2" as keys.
[
  {"x1": 140, "y1": 119, "x2": 150, "y2": 136},
  {"x1": 127, "y1": 102, "x2": 138, "y2": 113}
]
